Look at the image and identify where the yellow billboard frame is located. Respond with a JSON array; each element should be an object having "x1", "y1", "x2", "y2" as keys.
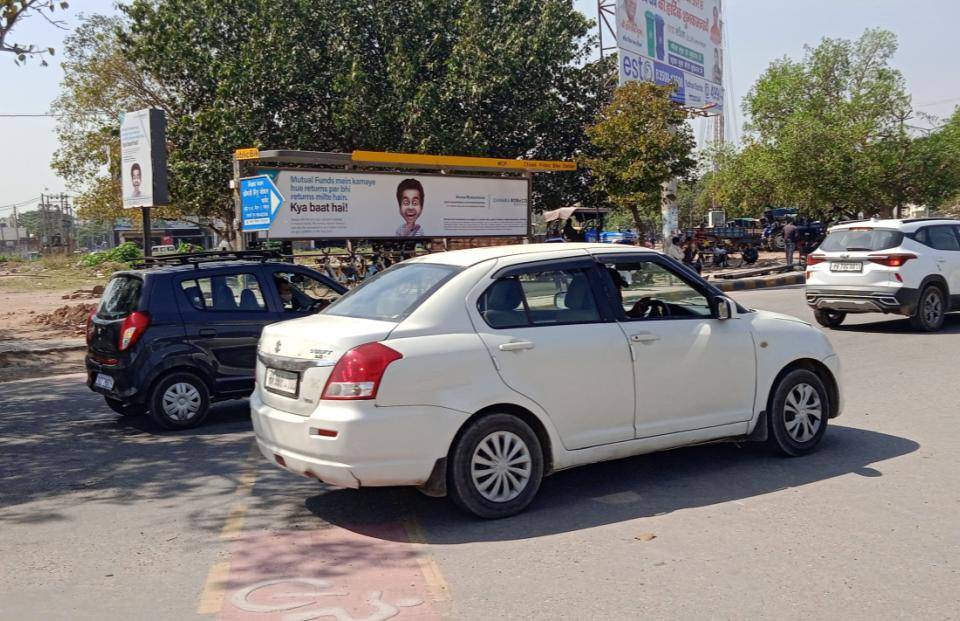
[{"x1": 351, "y1": 150, "x2": 576, "y2": 172}]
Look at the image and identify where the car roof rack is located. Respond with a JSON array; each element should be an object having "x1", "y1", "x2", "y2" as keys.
[
  {"x1": 132, "y1": 249, "x2": 285, "y2": 269},
  {"x1": 901, "y1": 217, "x2": 959, "y2": 224}
]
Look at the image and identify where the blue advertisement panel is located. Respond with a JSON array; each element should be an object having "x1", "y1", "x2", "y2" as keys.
[{"x1": 240, "y1": 175, "x2": 284, "y2": 232}]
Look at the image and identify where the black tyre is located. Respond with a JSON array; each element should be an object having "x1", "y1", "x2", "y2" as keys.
[
  {"x1": 767, "y1": 369, "x2": 829, "y2": 457},
  {"x1": 909, "y1": 285, "x2": 946, "y2": 332},
  {"x1": 813, "y1": 309, "x2": 846, "y2": 328},
  {"x1": 148, "y1": 372, "x2": 211, "y2": 430},
  {"x1": 448, "y1": 414, "x2": 544, "y2": 519},
  {"x1": 104, "y1": 397, "x2": 147, "y2": 417}
]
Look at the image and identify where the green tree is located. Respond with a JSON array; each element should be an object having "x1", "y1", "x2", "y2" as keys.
[
  {"x1": 1, "y1": 0, "x2": 68, "y2": 65},
  {"x1": 584, "y1": 81, "x2": 696, "y2": 235},
  {"x1": 115, "y1": 0, "x2": 597, "y2": 241},
  {"x1": 737, "y1": 29, "x2": 938, "y2": 220}
]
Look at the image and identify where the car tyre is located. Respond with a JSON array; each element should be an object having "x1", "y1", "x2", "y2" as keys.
[
  {"x1": 148, "y1": 372, "x2": 211, "y2": 430},
  {"x1": 767, "y1": 369, "x2": 829, "y2": 457},
  {"x1": 813, "y1": 309, "x2": 846, "y2": 328},
  {"x1": 448, "y1": 414, "x2": 544, "y2": 519},
  {"x1": 909, "y1": 285, "x2": 946, "y2": 332},
  {"x1": 104, "y1": 397, "x2": 146, "y2": 417}
]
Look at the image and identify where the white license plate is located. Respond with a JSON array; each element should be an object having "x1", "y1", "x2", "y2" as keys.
[
  {"x1": 94, "y1": 373, "x2": 115, "y2": 390},
  {"x1": 830, "y1": 262, "x2": 862, "y2": 272},
  {"x1": 265, "y1": 368, "x2": 299, "y2": 398}
]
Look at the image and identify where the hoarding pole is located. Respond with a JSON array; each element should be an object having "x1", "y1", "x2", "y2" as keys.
[
  {"x1": 661, "y1": 178, "x2": 678, "y2": 246},
  {"x1": 142, "y1": 207, "x2": 152, "y2": 257},
  {"x1": 233, "y1": 155, "x2": 245, "y2": 251}
]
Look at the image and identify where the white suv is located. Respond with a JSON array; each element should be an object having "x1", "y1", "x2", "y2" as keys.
[
  {"x1": 251, "y1": 244, "x2": 841, "y2": 518},
  {"x1": 806, "y1": 218, "x2": 960, "y2": 331}
]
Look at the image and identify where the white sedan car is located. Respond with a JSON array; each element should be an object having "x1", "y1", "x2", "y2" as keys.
[{"x1": 251, "y1": 244, "x2": 842, "y2": 518}]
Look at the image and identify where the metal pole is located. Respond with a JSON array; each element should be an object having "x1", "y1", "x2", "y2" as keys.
[
  {"x1": 142, "y1": 207, "x2": 152, "y2": 257},
  {"x1": 233, "y1": 155, "x2": 245, "y2": 250},
  {"x1": 12, "y1": 204, "x2": 19, "y2": 254}
]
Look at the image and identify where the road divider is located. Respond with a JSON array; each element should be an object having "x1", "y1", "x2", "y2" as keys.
[{"x1": 713, "y1": 272, "x2": 805, "y2": 292}]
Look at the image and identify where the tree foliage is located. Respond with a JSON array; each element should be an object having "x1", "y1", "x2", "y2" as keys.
[
  {"x1": 104, "y1": 0, "x2": 599, "y2": 239},
  {"x1": 1, "y1": 0, "x2": 68, "y2": 65},
  {"x1": 715, "y1": 29, "x2": 960, "y2": 220},
  {"x1": 584, "y1": 81, "x2": 696, "y2": 234}
]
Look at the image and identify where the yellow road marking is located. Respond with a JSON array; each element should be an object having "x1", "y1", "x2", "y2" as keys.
[
  {"x1": 196, "y1": 442, "x2": 262, "y2": 615},
  {"x1": 402, "y1": 517, "x2": 451, "y2": 603}
]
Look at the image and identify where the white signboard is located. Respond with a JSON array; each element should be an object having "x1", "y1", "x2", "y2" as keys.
[
  {"x1": 258, "y1": 170, "x2": 529, "y2": 238},
  {"x1": 616, "y1": 0, "x2": 724, "y2": 112},
  {"x1": 120, "y1": 109, "x2": 154, "y2": 208}
]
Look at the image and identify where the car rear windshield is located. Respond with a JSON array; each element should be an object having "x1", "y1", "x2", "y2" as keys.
[
  {"x1": 324, "y1": 263, "x2": 460, "y2": 322},
  {"x1": 98, "y1": 275, "x2": 143, "y2": 319},
  {"x1": 818, "y1": 229, "x2": 903, "y2": 252}
]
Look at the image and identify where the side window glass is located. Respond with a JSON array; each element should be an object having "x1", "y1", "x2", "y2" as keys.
[
  {"x1": 518, "y1": 269, "x2": 600, "y2": 324},
  {"x1": 929, "y1": 226, "x2": 960, "y2": 251},
  {"x1": 180, "y1": 274, "x2": 266, "y2": 312},
  {"x1": 477, "y1": 267, "x2": 601, "y2": 329},
  {"x1": 601, "y1": 260, "x2": 712, "y2": 319},
  {"x1": 273, "y1": 271, "x2": 341, "y2": 312}
]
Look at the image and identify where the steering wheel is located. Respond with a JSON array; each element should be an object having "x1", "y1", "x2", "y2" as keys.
[{"x1": 627, "y1": 297, "x2": 670, "y2": 318}]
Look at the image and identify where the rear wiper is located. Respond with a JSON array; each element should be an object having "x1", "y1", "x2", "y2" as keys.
[{"x1": 845, "y1": 247, "x2": 872, "y2": 251}]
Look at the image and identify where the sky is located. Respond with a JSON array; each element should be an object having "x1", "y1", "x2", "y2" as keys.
[{"x1": 1, "y1": 0, "x2": 959, "y2": 215}]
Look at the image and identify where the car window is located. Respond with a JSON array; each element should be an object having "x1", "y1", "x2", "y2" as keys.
[
  {"x1": 599, "y1": 259, "x2": 712, "y2": 319},
  {"x1": 926, "y1": 226, "x2": 960, "y2": 251},
  {"x1": 819, "y1": 229, "x2": 903, "y2": 252},
  {"x1": 99, "y1": 275, "x2": 142, "y2": 319},
  {"x1": 273, "y1": 271, "x2": 341, "y2": 313},
  {"x1": 478, "y1": 268, "x2": 601, "y2": 329},
  {"x1": 180, "y1": 273, "x2": 266, "y2": 312},
  {"x1": 324, "y1": 263, "x2": 459, "y2": 322}
]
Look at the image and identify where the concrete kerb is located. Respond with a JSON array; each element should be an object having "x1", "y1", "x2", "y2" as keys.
[{"x1": 712, "y1": 272, "x2": 805, "y2": 292}]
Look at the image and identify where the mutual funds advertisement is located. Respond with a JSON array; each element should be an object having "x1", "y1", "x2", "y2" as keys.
[
  {"x1": 255, "y1": 170, "x2": 529, "y2": 238},
  {"x1": 616, "y1": 0, "x2": 724, "y2": 112}
]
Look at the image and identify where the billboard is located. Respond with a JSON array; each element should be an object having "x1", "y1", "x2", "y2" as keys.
[
  {"x1": 242, "y1": 170, "x2": 529, "y2": 239},
  {"x1": 616, "y1": 0, "x2": 724, "y2": 112},
  {"x1": 120, "y1": 108, "x2": 169, "y2": 208}
]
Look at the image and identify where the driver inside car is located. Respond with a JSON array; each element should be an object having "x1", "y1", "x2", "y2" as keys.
[{"x1": 605, "y1": 267, "x2": 666, "y2": 319}]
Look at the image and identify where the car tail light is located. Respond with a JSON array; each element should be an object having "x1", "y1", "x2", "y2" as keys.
[
  {"x1": 868, "y1": 253, "x2": 916, "y2": 268},
  {"x1": 321, "y1": 342, "x2": 403, "y2": 400},
  {"x1": 806, "y1": 254, "x2": 826, "y2": 266},
  {"x1": 118, "y1": 311, "x2": 150, "y2": 351},
  {"x1": 85, "y1": 307, "x2": 98, "y2": 345}
]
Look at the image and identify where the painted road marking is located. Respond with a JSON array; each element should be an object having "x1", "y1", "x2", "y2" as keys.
[
  {"x1": 197, "y1": 442, "x2": 263, "y2": 615},
  {"x1": 401, "y1": 518, "x2": 451, "y2": 604}
]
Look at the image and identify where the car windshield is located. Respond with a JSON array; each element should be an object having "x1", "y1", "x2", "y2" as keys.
[
  {"x1": 98, "y1": 275, "x2": 143, "y2": 319},
  {"x1": 818, "y1": 229, "x2": 903, "y2": 252},
  {"x1": 324, "y1": 263, "x2": 460, "y2": 322}
]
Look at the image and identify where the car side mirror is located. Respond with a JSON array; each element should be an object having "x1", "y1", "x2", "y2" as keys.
[{"x1": 715, "y1": 295, "x2": 738, "y2": 320}]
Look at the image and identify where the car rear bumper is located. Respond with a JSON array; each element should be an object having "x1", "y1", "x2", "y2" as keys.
[
  {"x1": 85, "y1": 354, "x2": 141, "y2": 402},
  {"x1": 250, "y1": 390, "x2": 469, "y2": 488},
  {"x1": 805, "y1": 286, "x2": 920, "y2": 315}
]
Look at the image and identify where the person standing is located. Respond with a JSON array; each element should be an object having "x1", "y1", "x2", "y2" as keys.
[
  {"x1": 783, "y1": 217, "x2": 798, "y2": 266},
  {"x1": 665, "y1": 236, "x2": 685, "y2": 262}
]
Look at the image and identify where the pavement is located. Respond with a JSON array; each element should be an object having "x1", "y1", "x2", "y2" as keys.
[{"x1": 1, "y1": 287, "x2": 959, "y2": 620}]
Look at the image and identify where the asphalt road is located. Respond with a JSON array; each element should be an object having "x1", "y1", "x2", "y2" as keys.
[{"x1": 1, "y1": 287, "x2": 958, "y2": 620}]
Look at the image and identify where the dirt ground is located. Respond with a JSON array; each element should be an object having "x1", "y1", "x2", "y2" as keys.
[{"x1": 0, "y1": 288, "x2": 101, "y2": 383}]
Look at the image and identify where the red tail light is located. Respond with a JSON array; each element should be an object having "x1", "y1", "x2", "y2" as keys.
[
  {"x1": 85, "y1": 307, "x2": 98, "y2": 345},
  {"x1": 806, "y1": 254, "x2": 826, "y2": 266},
  {"x1": 868, "y1": 253, "x2": 916, "y2": 268},
  {"x1": 118, "y1": 311, "x2": 150, "y2": 351},
  {"x1": 321, "y1": 342, "x2": 403, "y2": 400}
]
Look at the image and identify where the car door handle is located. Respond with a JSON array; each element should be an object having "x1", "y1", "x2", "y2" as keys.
[
  {"x1": 630, "y1": 332, "x2": 660, "y2": 344},
  {"x1": 498, "y1": 340, "x2": 535, "y2": 352},
  {"x1": 199, "y1": 328, "x2": 217, "y2": 336},
  {"x1": 936, "y1": 258, "x2": 947, "y2": 263}
]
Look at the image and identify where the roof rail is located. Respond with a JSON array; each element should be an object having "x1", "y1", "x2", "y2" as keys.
[
  {"x1": 132, "y1": 249, "x2": 284, "y2": 269},
  {"x1": 901, "y1": 217, "x2": 959, "y2": 224}
]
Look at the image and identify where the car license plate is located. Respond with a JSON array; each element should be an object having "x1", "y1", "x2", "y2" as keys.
[
  {"x1": 830, "y1": 262, "x2": 862, "y2": 272},
  {"x1": 265, "y1": 368, "x2": 299, "y2": 398},
  {"x1": 94, "y1": 373, "x2": 115, "y2": 390}
]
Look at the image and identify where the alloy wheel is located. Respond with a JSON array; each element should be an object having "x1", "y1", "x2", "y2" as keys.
[{"x1": 923, "y1": 291, "x2": 943, "y2": 326}]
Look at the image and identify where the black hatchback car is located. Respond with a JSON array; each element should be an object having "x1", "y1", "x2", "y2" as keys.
[{"x1": 86, "y1": 251, "x2": 346, "y2": 429}]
